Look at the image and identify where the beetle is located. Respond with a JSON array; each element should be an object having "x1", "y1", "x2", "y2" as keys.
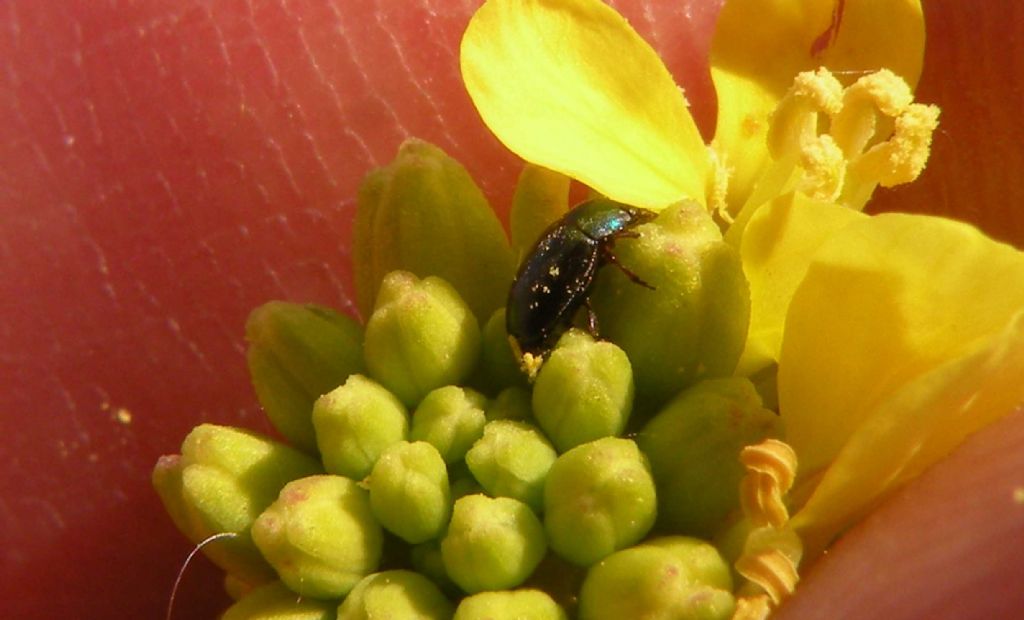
[{"x1": 506, "y1": 198, "x2": 656, "y2": 378}]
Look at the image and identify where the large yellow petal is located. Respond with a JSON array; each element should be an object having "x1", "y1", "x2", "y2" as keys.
[
  {"x1": 710, "y1": 0, "x2": 924, "y2": 213},
  {"x1": 461, "y1": 0, "x2": 708, "y2": 209},
  {"x1": 778, "y1": 214, "x2": 1024, "y2": 479},
  {"x1": 792, "y1": 310, "x2": 1024, "y2": 555},
  {"x1": 736, "y1": 191, "x2": 865, "y2": 375}
]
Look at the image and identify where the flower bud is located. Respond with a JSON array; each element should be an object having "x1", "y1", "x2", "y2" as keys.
[
  {"x1": 410, "y1": 385, "x2": 488, "y2": 464},
  {"x1": 441, "y1": 494, "x2": 547, "y2": 593},
  {"x1": 531, "y1": 330, "x2": 633, "y2": 452},
  {"x1": 223, "y1": 573, "x2": 254, "y2": 601},
  {"x1": 152, "y1": 424, "x2": 323, "y2": 584},
  {"x1": 543, "y1": 437, "x2": 656, "y2": 567},
  {"x1": 475, "y1": 308, "x2": 530, "y2": 394},
  {"x1": 590, "y1": 201, "x2": 750, "y2": 409},
  {"x1": 222, "y1": 581, "x2": 337, "y2": 620},
  {"x1": 485, "y1": 386, "x2": 534, "y2": 422},
  {"x1": 448, "y1": 461, "x2": 485, "y2": 500},
  {"x1": 364, "y1": 271, "x2": 481, "y2": 406},
  {"x1": 578, "y1": 537, "x2": 735, "y2": 620},
  {"x1": 353, "y1": 138, "x2": 515, "y2": 321},
  {"x1": 368, "y1": 441, "x2": 451, "y2": 544},
  {"x1": 251, "y1": 475, "x2": 383, "y2": 599},
  {"x1": 312, "y1": 374, "x2": 409, "y2": 480},
  {"x1": 522, "y1": 552, "x2": 587, "y2": 615},
  {"x1": 454, "y1": 589, "x2": 568, "y2": 620},
  {"x1": 509, "y1": 164, "x2": 571, "y2": 265},
  {"x1": 637, "y1": 378, "x2": 781, "y2": 537},
  {"x1": 337, "y1": 570, "x2": 454, "y2": 620},
  {"x1": 410, "y1": 540, "x2": 457, "y2": 594},
  {"x1": 465, "y1": 420, "x2": 557, "y2": 513},
  {"x1": 246, "y1": 301, "x2": 364, "y2": 453}
]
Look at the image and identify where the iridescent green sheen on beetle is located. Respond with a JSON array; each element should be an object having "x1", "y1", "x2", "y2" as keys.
[{"x1": 506, "y1": 198, "x2": 655, "y2": 377}]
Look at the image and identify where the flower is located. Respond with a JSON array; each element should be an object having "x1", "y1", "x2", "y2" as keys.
[
  {"x1": 6, "y1": 1, "x2": 1023, "y2": 617},
  {"x1": 461, "y1": 0, "x2": 928, "y2": 217},
  {"x1": 460, "y1": 0, "x2": 1024, "y2": 601}
]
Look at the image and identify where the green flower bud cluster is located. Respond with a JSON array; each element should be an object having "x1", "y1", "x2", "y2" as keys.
[{"x1": 154, "y1": 140, "x2": 766, "y2": 618}]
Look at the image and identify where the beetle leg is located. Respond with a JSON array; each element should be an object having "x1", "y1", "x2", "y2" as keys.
[
  {"x1": 583, "y1": 297, "x2": 601, "y2": 338},
  {"x1": 604, "y1": 247, "x2": 656, "y2": 290}
]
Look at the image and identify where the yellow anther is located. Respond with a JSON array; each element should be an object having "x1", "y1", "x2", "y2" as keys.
[
  {"x1": 768, "y1": 68, "x2": 844, "y2": 159},
  {"x1": 846, "y1": 69, "x2": 914, "y2": 118},
  {"x1": 797, "y1": 134, "x2": 845, "y2": 203},
  {"x1": 841, "y1": 102, "x2": 940, "y2": 209},
  {"x1": 764, "y1": 66, "x2": 939, "y2": 212},
  {"x1": 793, "y1": 67, "x2": 845, "y2": 115},
  {"x1": 859, "y1": 103, "x2": 941, "y2": 187},
  {"x1": 831, "y1": 69, "x2": 915, "y2": 158}
]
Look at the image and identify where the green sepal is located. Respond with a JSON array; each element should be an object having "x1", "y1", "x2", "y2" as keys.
[
  {"x1": 354, "y1": 138, "x2": 515, "y2": 321},
  {"x1": 591, "y1": 201, "x2": 750, "y2": 411},
  {"x1": 578, "y1": 537, "x2": 735, "y2": 620},
  {"x1": 246, "y1": 301, "x2": 364, "y2": 453},
  {"x1": 465, "y1": 419, "x2": 557, "y2": 513},
  {"x1": 251, "y1": 475, "x2": 383, "y2": 599},
  {"x1": 364, "y1": 272, "x2": 482, "y2": 407},
  {"x1": 485, "y1": 387, "x2": 533, "y2": 423},
  {"x1": 455, "y1": 589, "x2": 568, "y2": 620},
  {"x1": 152, "y1": 424, "x2": 323, "y2": 584},
  {"x1": 410, "y1": 540, "x2": 459, "y2": 595},
  {"x1": 637, "y1": 378, "x2": 782, "y2": 537},
  {"x1": 312, "y1": 374, "x2": 409, "y2": 480},
  {"x1": 410, "y1": 385, "x2": 489, "y2": 465},
  {"x1": 441, "y1": 494, "x2": 548, "y2": 594},
  {"x1": 368, "y1": 441, "x2": 452, "y2": 544},
  {"x1": 472, "y1": 308, "x2": 529, "y2": 395},
  {"x1": 531, "y1": 330, "x2": 634, "y2": 452},
  {"x1": 543, "y1": 437, "x2": 656, "y2": 567},
  {"x1": 337, "y1": 570, "x2": 454, "y2": 620},
  {"x1": 221, "y1": 581, "x2": 337, "y2": 620}
]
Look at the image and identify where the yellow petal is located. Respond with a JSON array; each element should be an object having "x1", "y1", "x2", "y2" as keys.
[
  {"x1": 792, "y1": 309, "x2": 1024, "y2": 554},
  {"x1": 778, "y1": 213, "x2": 1024, "y2": 479},
  {"x1": 461, "y1": 0, "x2": 708, "y2": 209},
  {"x1": 710, "y1": 0, "x2": 925, "y2": 213},
  {"x1": 736, "y1": 192, "x2": 865, "y2": 376}
]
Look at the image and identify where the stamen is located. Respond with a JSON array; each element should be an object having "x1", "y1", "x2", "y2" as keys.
[
  {"x1": 768, "y1": 68, "x2": 844, "y2": 160},
  {"x1": 733, "y1": 439, "x2": 802, "y2": 614},
  {"x1": 796, "y1": 134, "x2": 845, "y2": 203},
  {"x1": 857, "y1": 102, "x2": 941, "y2": 187},
  {"x1": 739, "y1": 439, "x2": 797, "y2": 528},
  {"x1": 831, "y1": 69, "x2": 914, "y2": 157},
  {"x1": 731, "y1": 593, "x2": 773, "y2": 620},
  {"x1": 763, "y1": 67, "x2": 939, "y2": 213},
  {"x1": 708, "y1": 146, "x2": 733, "y2": 223},
  {"x1": 842, "y1": 103, "x2": 940, "y2": 210},
  {"x1": 735, "y1": 526, "x2": 803, "y2": 605}
]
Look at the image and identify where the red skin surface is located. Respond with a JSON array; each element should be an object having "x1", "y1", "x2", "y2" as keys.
[{"x1": 0, "y1": 1, "x2": 1020, "y2": 617}]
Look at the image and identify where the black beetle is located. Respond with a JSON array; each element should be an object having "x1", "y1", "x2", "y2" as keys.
[{"x1": 506, "y1": 198, "x2": 656, "y2": 377}]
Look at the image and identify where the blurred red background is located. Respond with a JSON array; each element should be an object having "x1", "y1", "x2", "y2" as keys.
[{"x1": 1, "y1": 1, "x2": 1021, "y2": 618}]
